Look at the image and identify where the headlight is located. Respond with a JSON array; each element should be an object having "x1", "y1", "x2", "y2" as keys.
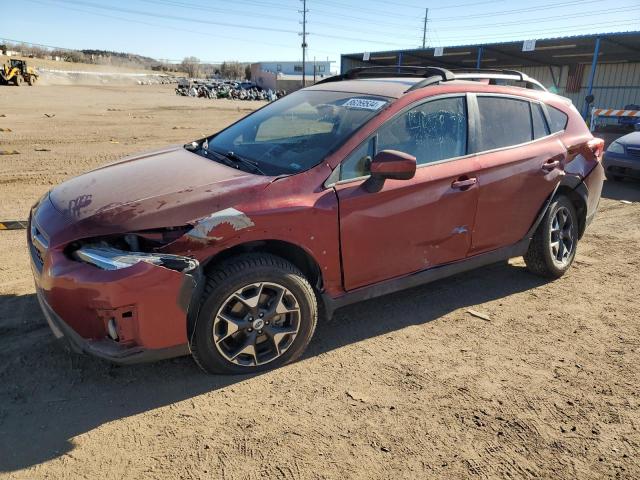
[
  {"x1": 73, "y1": 245, "x2": 198, "y2": 273},
  {"x1": 607, "y1": 141, "x2": 625, "y2": 154}
]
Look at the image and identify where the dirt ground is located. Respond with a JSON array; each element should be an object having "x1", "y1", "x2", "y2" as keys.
[{"x1": 0, "y1": 84, "x2": 639, "y2": 480}]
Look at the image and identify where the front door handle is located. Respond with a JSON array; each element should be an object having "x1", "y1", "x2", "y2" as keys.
[{"x1": 451, "y1": 177, "x2": 477, "y2": 190}]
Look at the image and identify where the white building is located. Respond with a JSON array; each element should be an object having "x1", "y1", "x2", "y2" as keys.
[{"x1": 251, "y1": 60, "x2": 334, "y2": 91}]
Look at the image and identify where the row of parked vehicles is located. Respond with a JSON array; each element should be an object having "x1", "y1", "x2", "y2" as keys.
[{"x1": 175, "y1": 79, "x2": 285, "y2": 101}]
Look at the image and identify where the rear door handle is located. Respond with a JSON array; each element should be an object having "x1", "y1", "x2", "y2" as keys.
[
  {"x1": 451, "y1": 177, "x2": 477, "y2": 190},
  {"x1": 542, "y1": 154, "x2": 564, "y2": 172}
]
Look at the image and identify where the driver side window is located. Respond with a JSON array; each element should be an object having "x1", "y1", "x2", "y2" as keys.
[{"x1": 339, "y1": 96, "x2": 468, "y2": 181}]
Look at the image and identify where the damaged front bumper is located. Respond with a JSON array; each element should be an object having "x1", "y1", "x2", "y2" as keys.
[
  {"x1": 28, "y1": 204, "x2": 198, "y2": 364},
  {"x1": 31, "y1": 249, "x2": 196, "y2": 364},
  {"x1": 36, "y1": 287, "x2": 190, "y2": 364}
]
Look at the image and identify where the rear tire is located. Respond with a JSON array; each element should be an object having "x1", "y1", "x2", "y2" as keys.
[
  {"x1": 190, "y1": 253, "x2": 318, "y2": 374},
  {"x1": 524, "y1": 195, "x2": 578, "y2": 279}
]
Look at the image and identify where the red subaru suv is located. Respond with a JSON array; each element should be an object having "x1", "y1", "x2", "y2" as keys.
[{"x1": 29, "y1": 67, "x2": 605, "y2": 374}]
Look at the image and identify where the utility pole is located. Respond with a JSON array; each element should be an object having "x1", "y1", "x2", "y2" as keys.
[
  {"x1": 422, "y1": 8, "x2": 428, "y2": 49},
  {"x1": 300, "y1": 0, "x2": 308, "y2": 88}
]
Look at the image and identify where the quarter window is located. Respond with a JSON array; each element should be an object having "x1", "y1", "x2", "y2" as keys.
[
  {"x1": 547, "y1": 105, "x2": 568, "y2": 133},
  {"x1": 476, "y1": 96, "x2": 532, "y2": 151},
  {"x1": 532, "y1": 102, "x2": 550, "y2": 139},
  {"x1": 340, "y1": 138, "x2": 374, "y2": 180}
]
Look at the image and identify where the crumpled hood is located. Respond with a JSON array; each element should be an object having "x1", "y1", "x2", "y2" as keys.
[{"x1": 46, "y1": 145, "x2": 272, "y2": 243}]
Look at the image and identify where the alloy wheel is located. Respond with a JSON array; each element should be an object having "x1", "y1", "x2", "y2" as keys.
[
  {"x1": 212, "y1": 282, "x2": 301, "y2": 367},
  {"x1": 549, "y1": 206, "x2": 575, "y2": 266}
]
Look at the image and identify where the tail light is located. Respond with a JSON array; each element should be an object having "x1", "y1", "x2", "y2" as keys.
[{"x1": 588, "y1": 138, "x2": 605, "y2": 161}]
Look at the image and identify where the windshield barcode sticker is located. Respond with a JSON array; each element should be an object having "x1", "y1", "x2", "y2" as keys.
[{"x1": 342, "y1": 98, "x2": 387, "y2": 110}]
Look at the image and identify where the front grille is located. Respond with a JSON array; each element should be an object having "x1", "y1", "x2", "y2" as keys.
[
  {"x1": 626, "y1": 147, "x2": 640, "y2": 159},
  {"x1": 29, "y1": 219, "x2": 48, "y2": 272}
]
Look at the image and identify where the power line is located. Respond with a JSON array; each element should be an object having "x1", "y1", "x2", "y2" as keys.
[
  {"x1": 434, "y1": 20, "x2": 640, "y2": 43},
  {"x1": 49, "y1": 0, "x2": 298, "y2": 34},
  {"x1": 35, "y1": 0, "x2": 415, "y2": 48},
  {"x1": 294, "y1": 0, "x2": 609, "y2": 23},
  {"x1": 347, "y1": 0, "x2": 507, "y2": 10},
  {"x1": 431, "y1": 0, "x2": 613, "y2": 22},
  {"x1": 289, "y1": 0, "x2": 615, "y2": 31},
  {"x1": 24, "y1": 0, "x2": 305, "y2": 54},
  {"x1": 298, "y1": 0, "x2": 426, "y2": 20},
  {"x1": 134, "y1": 0, "x2": 638, "y2": 46},
  {"x1": 435, "y1": 5, "x2": 640, "y2": 32},
  {"x1": 137, "y1": 0, "x2": 297, "y2": 24},
  {"x1": 136, "y1": 0, "x2": 426, "y2": 43},
  {"x1": 428, "y1": 0, "x2": 507, "y2": 10}
]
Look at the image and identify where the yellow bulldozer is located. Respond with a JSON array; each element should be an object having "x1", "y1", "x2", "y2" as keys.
[{"x1": 0, "y1": 59, "x2": 39, "y2": 86}]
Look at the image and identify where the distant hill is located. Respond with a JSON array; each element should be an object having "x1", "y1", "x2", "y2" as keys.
[{"x1": 80, "y1": 49, "x2": 159, "y2": 68}]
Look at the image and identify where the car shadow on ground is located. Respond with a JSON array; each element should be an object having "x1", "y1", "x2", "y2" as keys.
[
  {"x1": 0, "y1": 261, "x2": 547, "y2": 472},
  {"x1": 601, "y1": 178, "x2": 640, "y2": 202}
]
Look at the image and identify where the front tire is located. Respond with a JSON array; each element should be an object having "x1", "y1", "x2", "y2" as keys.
[
  {"x1": 14, "y1": 75, "x2": 22, "y2": 86},
  {"x1": 191, "y1": 253, "x2": 318, "y2": 374},
  {"x1": 524, "y1": 195, "x2": 578, "y2": 278}
]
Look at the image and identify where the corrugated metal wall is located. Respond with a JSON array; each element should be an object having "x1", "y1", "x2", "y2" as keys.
[
  {"x1": 341, "y1": 55, "x2": 640, "y2": 110},
  {"x1": 519, "y1": 63, "x2": 640, "y2": 109}
]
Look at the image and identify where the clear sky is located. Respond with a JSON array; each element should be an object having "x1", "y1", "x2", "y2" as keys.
[{"x1": 2, "y1": 0, "x2": 639, "y2": 70}]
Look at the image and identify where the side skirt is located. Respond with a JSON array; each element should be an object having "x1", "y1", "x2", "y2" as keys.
[{"x1": 321, "y1": 237, "x2": 529, "y2": 318}]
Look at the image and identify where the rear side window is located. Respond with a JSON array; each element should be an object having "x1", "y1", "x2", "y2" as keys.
[
  {"x1": 546, "y1": 105, "x2": 568, "y2": 133},
  {"x1": 532, "y1": 103, "x2": 550, "y2": 139},
  {"x1": 477, "y1": 96, "x2": 532, "y2": 151}
]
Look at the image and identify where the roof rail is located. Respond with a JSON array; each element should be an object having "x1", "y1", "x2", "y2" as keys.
[
  {"x1": 317, "y1": 66, "x2": 547, "y2": 92},
  {"x1": 315, "y1": 66, "x2": 455, "y2": 85},
  {"x1": 449, "y1": 69, "x2": 547, "y2": 91}
]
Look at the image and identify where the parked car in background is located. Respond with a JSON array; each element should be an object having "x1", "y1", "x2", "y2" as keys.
[
  {"x1": 603, "y1": 131, "x2": 640, "y2": 181},
  {"x1": 29, "y1": 67, "x2": 605, "y2": 374},
  {"x1": 618, "y1": 104, "x2": 640, "y2": 130}
]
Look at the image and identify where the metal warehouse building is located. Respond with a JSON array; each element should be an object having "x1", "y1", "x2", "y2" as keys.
[{"x1": 341, "y1": 31, "x2": 640, "y2": 118}]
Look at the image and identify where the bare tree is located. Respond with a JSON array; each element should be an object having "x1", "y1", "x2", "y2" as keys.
[
  {"x1": 219, "y1": 61, "x2": 245, "y2": 80},
  {"x1": 181, "y1": 56, "x2": 201, "y2": 78}
]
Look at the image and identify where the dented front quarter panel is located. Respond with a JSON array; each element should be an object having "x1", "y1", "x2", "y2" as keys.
[{"x1": 160, "y1": 163, "x2": 344, "y2": 297}]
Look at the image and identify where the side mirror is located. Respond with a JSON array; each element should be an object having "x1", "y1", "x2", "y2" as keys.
[{"x1": 364, "y1": 150, "x2": 416, "y2": 193}]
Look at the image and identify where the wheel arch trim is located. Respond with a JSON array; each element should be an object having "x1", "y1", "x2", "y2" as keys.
[{"x1": 185, "y1": 239, "x2": 325, "y2": 341}]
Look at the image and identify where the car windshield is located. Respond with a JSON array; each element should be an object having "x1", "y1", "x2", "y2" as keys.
[{"x1": 202, "y1": 90, "x2": 391, "y2": 175}]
